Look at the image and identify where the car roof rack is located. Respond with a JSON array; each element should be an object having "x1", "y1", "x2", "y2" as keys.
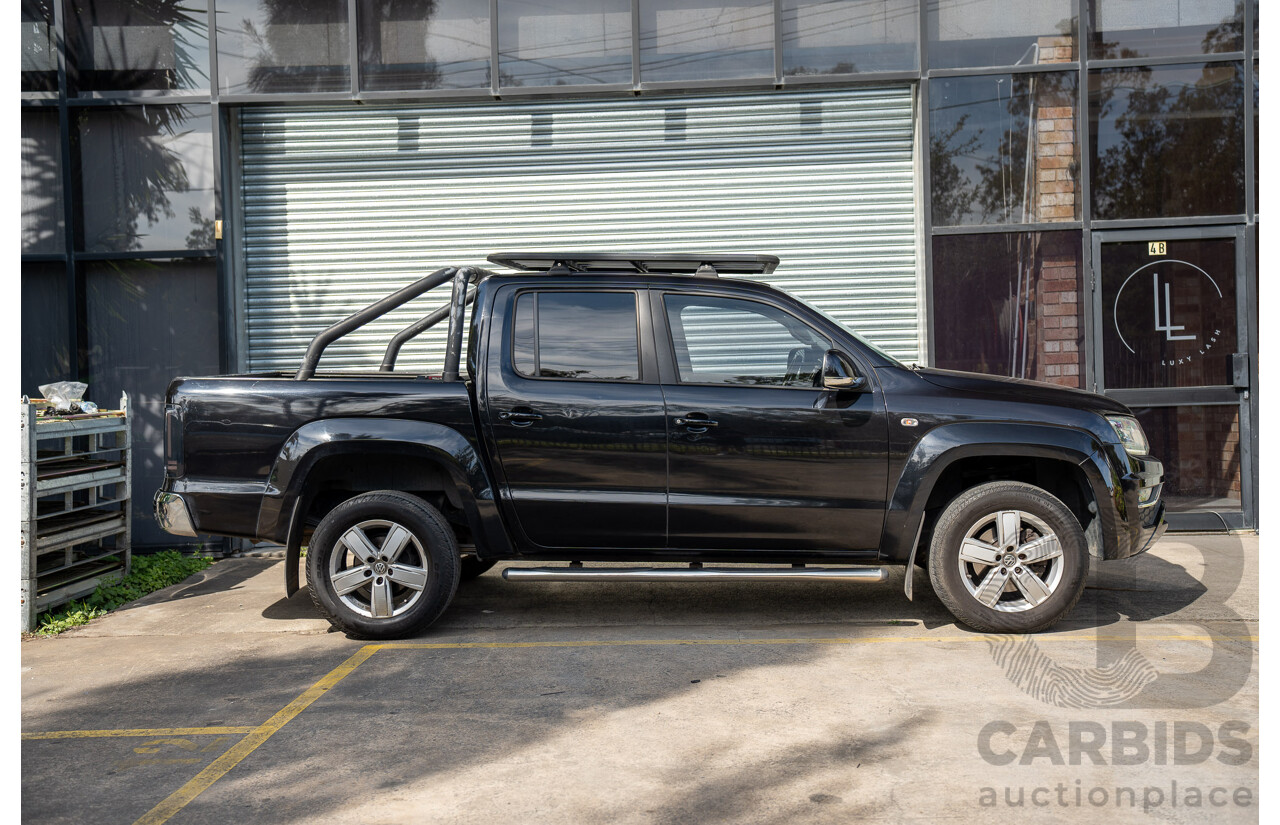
[{"x1": 486, "y1": 251, "x2": 780, "y2": 277}]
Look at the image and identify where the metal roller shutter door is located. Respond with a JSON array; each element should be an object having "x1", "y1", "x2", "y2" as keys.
[{"x1": 238, "y1": 87, "x2": 918, "y2": 372}]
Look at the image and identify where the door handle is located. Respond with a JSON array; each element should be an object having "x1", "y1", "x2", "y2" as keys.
[
  {"x1": 674, "y1": 415, "x2": 719, "y2": 433},
  {"x1": 499, "y1": 410, "x2": 543, "y2": 426}
]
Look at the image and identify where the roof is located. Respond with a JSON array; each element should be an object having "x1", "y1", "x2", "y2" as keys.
[{"x1": 486, "y1": 251, "x2": 780, "y2": 277}]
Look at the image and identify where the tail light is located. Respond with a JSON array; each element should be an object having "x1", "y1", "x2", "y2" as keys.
[{"x1": 164, "y1": 404, "x2": 185, "y2": 477}]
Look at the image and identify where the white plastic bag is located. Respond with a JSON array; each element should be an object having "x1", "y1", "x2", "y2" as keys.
[{"x1": 38, "y1": 381, "x2": 88, "y2": 413}]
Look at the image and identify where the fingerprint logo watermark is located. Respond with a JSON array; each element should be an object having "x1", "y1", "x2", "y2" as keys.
[{"x1": 985, "y1": 635, "x2": 1158, "y2": 708}]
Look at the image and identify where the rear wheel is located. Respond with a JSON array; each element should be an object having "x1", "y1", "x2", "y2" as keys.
[
  {"x1": 306, "y1": 491, "x2": 460, "y2": 639},
  {"x1": 927, "y1": 481, "x2": 1086, "y2": 633}
]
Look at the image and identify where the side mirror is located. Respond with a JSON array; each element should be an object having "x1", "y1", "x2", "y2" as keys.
[{"x1": 822, "y1": 350, "x2": 867, "y2": 392}]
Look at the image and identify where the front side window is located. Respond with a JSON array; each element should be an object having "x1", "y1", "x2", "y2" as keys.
[
  {"x1": 512, "y1": 291, "x2": 640, "y2": 381},
  {"x1": 664, "y1": 294, "x2": 829, "y2": 387}
]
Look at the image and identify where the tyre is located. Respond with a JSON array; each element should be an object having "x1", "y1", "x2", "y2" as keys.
[
  {"x1": 459, "y1": 555, "x2": 497, "y2": 582},
  {"x1": 306, "y1": 490, "x2": 460, "y2": 639},
  {"x1": 927, "y1": 481, "x2": 1087, "y2": 633}
]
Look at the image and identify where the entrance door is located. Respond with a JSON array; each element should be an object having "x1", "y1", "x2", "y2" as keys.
[{"x1": 1091, "y1": 227, "x2": 1253, "y2": 528}]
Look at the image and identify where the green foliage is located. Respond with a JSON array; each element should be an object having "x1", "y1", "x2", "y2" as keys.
[{"x1": 34, "y1": 551, "x2": 214, "y2": 636}]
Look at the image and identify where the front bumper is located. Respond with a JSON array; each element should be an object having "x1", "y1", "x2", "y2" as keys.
[
  {"x1": 154, "y1": 490, "x2": 199, "y2": 537},
  {"x1": 1097, "y1": 447, "x2": 1167, "y2": 559}
]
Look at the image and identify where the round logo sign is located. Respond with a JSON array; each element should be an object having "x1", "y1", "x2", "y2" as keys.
[{"x1": 1112, "y1": 259, "x2": 1227, "y2": 370}]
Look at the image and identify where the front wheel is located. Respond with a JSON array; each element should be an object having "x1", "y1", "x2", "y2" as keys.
[
  {"x1": 306, "y1": 491, "x2": 460, "y2": 639},
  {"x1": 927, "y1": 481, "x2": 1087, "y2": 633}
]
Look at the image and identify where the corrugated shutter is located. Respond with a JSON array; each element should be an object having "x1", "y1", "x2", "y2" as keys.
[{"x1": 239, "y1": 87, "x2": 918, "y2": 373}]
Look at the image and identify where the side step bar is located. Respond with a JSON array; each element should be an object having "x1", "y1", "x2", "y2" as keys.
[{"x1": 502, "y1": 566, "x2": 887, "y2": 583}]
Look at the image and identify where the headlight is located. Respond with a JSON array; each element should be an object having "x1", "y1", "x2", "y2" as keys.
[{"x1": 1106, "y1": 415, "x2": 1149, "y2": 456}]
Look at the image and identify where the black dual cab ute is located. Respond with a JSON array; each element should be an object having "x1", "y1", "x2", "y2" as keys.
[{"x1": 156, "y1": 252, "x2": 1167, "y2": 639}]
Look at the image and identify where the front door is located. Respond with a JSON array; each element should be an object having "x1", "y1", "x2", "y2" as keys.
[
  {"x1": 1092, "y1": 227, "x2": 1254, "y2": 528},
  {"x1": 655, "y1": 290, "x2": 889, "y2": 553}
]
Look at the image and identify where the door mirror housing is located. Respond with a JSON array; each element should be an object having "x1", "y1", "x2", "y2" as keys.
[{"x1": 822, "y1": 350, "x2": 867, "y2": 391}]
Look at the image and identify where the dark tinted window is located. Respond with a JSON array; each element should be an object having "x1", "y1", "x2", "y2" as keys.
[
  {"x1": 22, "y1": 0, "x2": 57, "y2": 93},
  {"x1": 1089, "y1": 0, "x2": 1243, "y2": 61},
  {"x1": 931, "y1": 231, "x2": 1085, "y2": 388},
  {"x1": 66, "y1": 0, "x2": 211, "y2": 95},
  {"x1": 1098, "y1": 237, "x2": 1237, "y2": 390},
  {"x1": 512, "y1": 292, "x2": 640, "y2": 381},
  {"x1": 498, "y1": 0, "x2": 632, "y2": 87},
  {"x1": 359, "y1": 0, "x2": 491, "y2": 91},
  {"x1": 77, "y1": 105, "x2": 215, "y2": 253},
  {"x1": 927, "y1": 0, "x2": 1076, "y2": 70},
  {"x1": 1089, "y1": 62, "x2": 1244, "y2": 220},
  {"x1": 22, "y1": 109, "x2": 65, "y2": 254},
  {"x1": 216, "y1": 0, "x2": 349, "y2": 94},
  {"x1": 930, "y1": 72, "x2": 1078, "y2": 226},
  {"x1": 22, "y1": 262, "x2": 71, "y2": 396},
  {"x1": 664, "y1": 295, "x2": 829, "y2": 387},
  {"x1": 1132, "y1": 404, "x2": 1241, "y2": 510}
]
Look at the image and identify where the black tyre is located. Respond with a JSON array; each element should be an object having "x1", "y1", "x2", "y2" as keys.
[
  {"x1": 927, "y1": 481, "x2": 1087, "y2": 633},
  {"x1": 306, "y1": 491, "x2": 460, "y2": 639},
  {"x1": 459, "y1": 555, "x2": 497, "y2": 582}
]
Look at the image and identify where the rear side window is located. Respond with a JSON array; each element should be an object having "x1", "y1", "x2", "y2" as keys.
[{"x1": 512, "y1": 291, "x2": 641, "y2": 381}]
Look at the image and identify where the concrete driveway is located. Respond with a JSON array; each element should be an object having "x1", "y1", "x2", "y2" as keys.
[{"x1": 22, "y1": 534, "x2": 1258, "y2": 825}]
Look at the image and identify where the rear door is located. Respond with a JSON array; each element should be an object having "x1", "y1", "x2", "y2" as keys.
[
  {"x1": 482, "y1": 284, "x2": 667, "y2": 550},
  {"x1": 655, "y1": 290, "x2": 890, "y2": 552}
]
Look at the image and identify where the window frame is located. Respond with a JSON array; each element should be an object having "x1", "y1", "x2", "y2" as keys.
[{"x1": 506, "y1": 286, "x2": 649, "y2": 384}]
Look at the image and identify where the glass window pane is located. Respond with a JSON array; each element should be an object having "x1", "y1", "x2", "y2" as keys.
[
  {"x1": 86, "y1": 259, "x2": 221, "y2": 544},
  {"x1": 512, "y1": 292, "x2": 536, "y2": 375},
  {"x1": 216, "y1": 0, "x2": 349, "y2": 94},
  {"x1": 930, "y1": 72, "x2": 1079, "y2": 227},
  {"x1": 1089, "y1": 0, "x2": 1243, "y2": 61},
  {"x1": 783, "y1": 0, "x2": 918, "y2": 75},
  {"x1": 23, "y1": 0, "x2": 58, "y2": 92},
  {"x1": 1089, "y1": 62, "x2": 1244, "y2": 220},
  {"x1": 359, "y1": 0, "x2": 491, "y2": 91},
  {"x1": 21, "y1": 262, "x2": 71, "y2": 397},
  {"x1": 1099, "y1": 238, "x2": 1237, "y2": 390},
  {"x1": 66, "y1": 0, "x2": 210, "y2": 94},
  {"x1": 640, "y1": 0, "x2": 774, "y2": 83},
  {"x1": 931, "y1": 231, "x2": 1084, "y2": 387},
  {"x1": 927, "y1": 0, "x2": 1076, "y2": 70},
  {"x1": 77, "y1": 105, "x2": 216, "y2": 253},
  {"x1": 498, "y1": 0, "x2": 631, "y2": 87},
  {"x1": 1132, "y1": 405, "x2": 1241, "y2": 511},
  {"x1": 22, "y1": 109, "x2": 65, "y2": 254},
  {"x1": 521, "y1": 292, "x2": 640, "y2": 381},
  {"x1": 664, "y1": 295, "x2": 830, "y2": 387}
]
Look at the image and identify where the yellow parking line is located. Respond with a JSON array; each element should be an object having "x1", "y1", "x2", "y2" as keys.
[
  {"x1": 23, "y1": 727, "x2": 256, "y2": 740},
  {"x1": 127, "y1": 630, "x2": 1258, "y2": 825},
  {"x1": 133, "y1": 645, "x2": 378, "y2": 825}
]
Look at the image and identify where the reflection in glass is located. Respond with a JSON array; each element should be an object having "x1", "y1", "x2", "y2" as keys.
[
  {"x1": 1133, "y1": 405, "x2": 1241, "y2": 510},
  {"x1": 359, "y1": 0, "x2": 491, "y2": 91},
  {"x1": 664, "y1": 295, "x2": 830, "y2": 387},
  {"x1": 87, "y1": 259, "x2": 220, "y2": 544},
  {"x1": 1090, "y1": 62, "x2": 1244, "y2": 219},
  {"x1": 66, "y1": 0, "x2": 210, "y2": 94},
  {"x1": 783, "y1": 0, "x2": 917, "y2": 75},
  {"x1": 1099, "y1": 238, "x2": 1237, "y2": 390},
  {"x1": 22, "y1": 0, "x2": 58, "y2": 92},
  {"x1": 22, "y1": 263, "x2": 71, "y2": 395},
  {"x1": 515, "y1": 292, "x2": 640, "y2": 381},
  {"x1": 931, "y1": 232, "x2": 1084, "y2": 387},
  {"x1": 640, "y1": 0, "x2": 774, "y2": 82},
  {"x1": 1089, "y1": 0, "x2": 1242, "y2": 60},
  {"x1": 927, "y1": 0, "x2": 1075, "y2": 70},
  {"x1": 22, "y1": 110, "x2": 65, "y2": 254},
  {"x1": 930, "y1": 72, "x2": 1078, "y2": 226},
  {"x1": 498, "y1": 0, "x2": 631, "y2": 87},
  {"x1": 78, "y1": 105, "x2": 216, "y2": 252},
  {"x1": 216, "y1": 0, "x2": 349, "y2": 93}
]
